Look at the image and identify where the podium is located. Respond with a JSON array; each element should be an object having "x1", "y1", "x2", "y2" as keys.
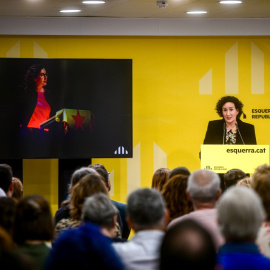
[
  {"x1": 201, "y1": 145, "x2": 269, "y2": 174},
  {"x1": 40, "y1": 108, "x2": 93, "y2": 132}
]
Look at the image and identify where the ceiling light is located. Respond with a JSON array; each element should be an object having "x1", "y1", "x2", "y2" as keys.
[
  {"x1": 186, "y1": 11, "x2": 207, "y2": 14},
  {"x1": 60, "y1": 10, "x2": 81, "y2": 13},
  {"x1": 220, "y1": 0, "x2": 242, "y2": 3},
  {"x1": 82, "y1": 1, "x2": 105, "y2": 4}
]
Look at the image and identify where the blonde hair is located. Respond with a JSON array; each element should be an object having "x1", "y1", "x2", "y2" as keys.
[{"x1": 236, "y1": 177, "x2": 252, "y2": 188}]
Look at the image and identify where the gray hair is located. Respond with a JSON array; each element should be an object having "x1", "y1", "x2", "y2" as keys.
[
  {"x1": 217, "y1": 186, "x2": 265, "y2": 242},
  {"x1": 69, "y1": 167, "x2": 99, "y2": 190},
  {"x1": 81, "y1": 193, "x2": 118, "y2": 229},
  {"x1": 187, "y1": 169, "x2": 220, "y2": 202},
  {"x1": 126, "y1": 188, "x2": 166, "y2": 230}
]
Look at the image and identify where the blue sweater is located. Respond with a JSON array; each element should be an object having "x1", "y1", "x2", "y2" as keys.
[
  {"x1": 45, "y1": 222, "x2": 124, "y2": 270},
  {"x1": 217, "y1": 242, "x2": 270, "y2": 270}
]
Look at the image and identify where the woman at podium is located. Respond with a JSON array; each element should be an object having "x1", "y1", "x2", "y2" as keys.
[{"x1": 203, "y1": 96, "x2": 257, "y2": 145}]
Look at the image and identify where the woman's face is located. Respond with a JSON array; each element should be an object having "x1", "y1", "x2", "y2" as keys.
[
  {"x1": 222, "y1": 102, "x2": 239, "y2": 125},
  {"x1": 35, "y1": 68, "x2": 48, "y2": 88}
]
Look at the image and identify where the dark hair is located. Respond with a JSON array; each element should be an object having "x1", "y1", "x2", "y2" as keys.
[
  {"x1": 0, "y1": 197, "x2": 16, "y2": 236},
  {"x1": 215, "y1": 96, "x2": 243, "y2": 119},
  {"x1": 13, "y1": 195, "x2": 54, "y2": 244},
  {"x1": 0, "y1": 164, "x2": 13, "y2": 193},
  {"x1": 169, "y1": 167, "x2": 190, "y2": 180},
  {"x1": 162, "y1": 175, "x2": 193, "y2": 222},
  {"x1": 24, "y1": 64, "x2": 45, "y2": 93},
  {"x1": 151, "y1": 168, "x2": 170, "y2": 191},
  {"x1": 160, "y1": 219, "x2": 216, "y2": 270},
  {"x1": 88, "y1": 164, "x2": 110, "y2": 189},
  {"x1": 224, "y1": 168, "x2": 247, "y2": 189}
]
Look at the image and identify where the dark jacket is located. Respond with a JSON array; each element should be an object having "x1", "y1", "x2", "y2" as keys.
[{"x1": 203, "y1": 119, "x2": 257, "y2": 145}]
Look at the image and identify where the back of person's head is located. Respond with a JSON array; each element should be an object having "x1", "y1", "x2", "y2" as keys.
[
  {"x1": 45, "y1": 221, "x2": 124, "y2": 270},
  {"x1": 217, "y1": 186, "x2": 265, "y2": 242},
  {"x1": 236, "y1": 177, "x2": 252, "y2": 188},
  {"x1": 70, "y1": 167, "x2": 98, "y2": 190},
  {"x1": 13, "y1": 195, "x2": 54, "y2": 244},
  {"x1": 82, "y1": 193, "x2": 118, "y2": 230},
  {"x1": 252, "y1": 164, "x2": 270, "y2": 221},
  {"x1": 0, "y1": 164, "x2": 13, "y2": 193},
  {"x1": 187, "y1": 169, "x2": 220, "y2": 203},
  {"x1": 11, "y1": 177, "x2": 23, "y2": 201},
  {"x1": 151, "y1": 168, "x2": 170, "y2": 191},
  {"x1": 162, "y1": 174, "x2": 193, "y2": 222},
  {"x1": 126, "y1": 188, "x2": 166, "y2": 230},
  {"x1": 88, "y1": 163, "x2": 110, "y2": 190},
  {"x1": 223, "y1": 168, "x2": 247, "y2": 189},
  {"x1": 169, "y1": 167, "x2": 190, "y2": 179},
  {"x1": 160, "y1": 219, "x2": 216, "y2": 270},
  {"x1": 70, "y1": 174, "x2": 108, "y2": 220},
  {"x1": 0, "y1": 197, "x2": 16, "y2": 236}
]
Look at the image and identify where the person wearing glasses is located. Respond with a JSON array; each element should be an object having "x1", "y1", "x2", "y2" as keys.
[{"x1": 24, "y1": 64, "x2": 51, "y2": 130}]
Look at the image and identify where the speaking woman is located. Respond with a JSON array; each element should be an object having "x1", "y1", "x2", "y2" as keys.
[{"x1": 203, "y1": 96, "x2": 256, "y2": 145}]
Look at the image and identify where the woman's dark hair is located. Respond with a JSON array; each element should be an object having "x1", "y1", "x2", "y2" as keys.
[
  {"x1": 13, "y1": 195, "x2": 54, "y2": 244},
  {"x1": 169, "y1": 167, "x2": 190, "y2": 180},
  {"x1": 24, "y1": 64, "x2": 44, "y2": 93},
  {"x1": 151, "y1": 168, "x2": 171, "y2": 191},
  {"x1": 161, "y1": 174, "x2": 193, "y2": 222},
  {"x1": 215, "y1": 96, "x2": 243, "y2": 119},
  {"x1": 0, "y1": 197, "x2": 16, "y2": 236}
]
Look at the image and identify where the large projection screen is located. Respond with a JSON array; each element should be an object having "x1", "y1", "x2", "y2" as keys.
[{"x1": 0, "y1": 58, "x2": 132, "y2": 159}]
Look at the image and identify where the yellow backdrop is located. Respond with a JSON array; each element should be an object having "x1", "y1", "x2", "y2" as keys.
[{"x1": 0, "y1": 36, "x2": 269, "y2": 213}]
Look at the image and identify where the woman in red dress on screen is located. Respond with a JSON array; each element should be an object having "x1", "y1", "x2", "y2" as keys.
[
  {"x1": 203, "y1": 96, "x2": 257, "y2": 145},
  {"x1": 24, "y1": 64, "x2": 51, "y2": 130}
]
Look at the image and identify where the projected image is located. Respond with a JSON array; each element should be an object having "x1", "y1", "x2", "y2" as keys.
[{"x1": 0, "y1": 58, "x2": 132, "y2": 159}]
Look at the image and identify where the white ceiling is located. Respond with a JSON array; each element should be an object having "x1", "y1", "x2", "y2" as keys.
[{"x1": 0, "y1": 0, "x2": 270, "y2": 19}]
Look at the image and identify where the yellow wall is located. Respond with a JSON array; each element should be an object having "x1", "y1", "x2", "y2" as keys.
[{"x1": 1, "y1": 36, "x2": 270, "y2": 211}]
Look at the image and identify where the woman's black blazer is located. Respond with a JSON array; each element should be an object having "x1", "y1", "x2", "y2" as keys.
[{"x1": 203, "y1": 119, "x2": 257, "y2": 145}]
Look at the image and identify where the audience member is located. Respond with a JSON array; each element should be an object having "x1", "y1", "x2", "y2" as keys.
[
  {"x1": 13, "y1": 195, "x2": 54, "y2": 270},
  {"x1": 55, "y1": 174, "x2": 122, "y2": 239},
  {"x1": 0, "y1": 224, "x2": 35, "y2": 270},
  {"x1": 252, "y1": 164, "x2": 270, "y2": 258},
  {"x1": 54, "y1": 167, "x2": 98, "y2": 225},
  {"x1": 168, "y1": 166, "x2": 190, "y2": 179},
  {"x1": 151, "y1": 168, "x2": 170, "y2": 191},
  {"x1": 168, "y1": 169, "x2": 224, "y2": 249},
  {"x1": 89, "y1": 163, "x2": 130, "y2": 240},
  {"x1": 217, "y1": 186, "x2": 270, "y2": 270},
  {"x1": 223, "y1": 168, "x2": 247, "y2": 189},
  {"x1": 160, "y1": 219, "x2": 216, "y2": 270},
  {"x1": 82, "y1": 193, "x2": 125, "y2": 242},
  {"x1": 0, "y1": 164, "x2": 13, "y2": 197},
  {"x1": 12, "y1": 177, "x2": 23, "y2": 201},
  {"x1": 162, "y1": 174, "x2": 193, "y2": 223},
  {"x1": 0, "y1": 197, "x2": 16, "y2": 236},
  {"x1": 45, "y1": 221, "x2": 124, "y2": 270},
  {"x1": 236, "y1": 177, "x2": 252, "y2": 188},
  {"x1": 113, "y1": 188, "x2": 168, "y2": 270}
]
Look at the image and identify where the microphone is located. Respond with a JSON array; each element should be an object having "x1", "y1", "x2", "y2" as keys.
[{"x1": 235, "y1": 123, "x2": 245, "y2": 145}]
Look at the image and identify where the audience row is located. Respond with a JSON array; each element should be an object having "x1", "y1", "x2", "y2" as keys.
[{"x1": 0, "y1": 162, "x2": 269, "y2": 270}]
